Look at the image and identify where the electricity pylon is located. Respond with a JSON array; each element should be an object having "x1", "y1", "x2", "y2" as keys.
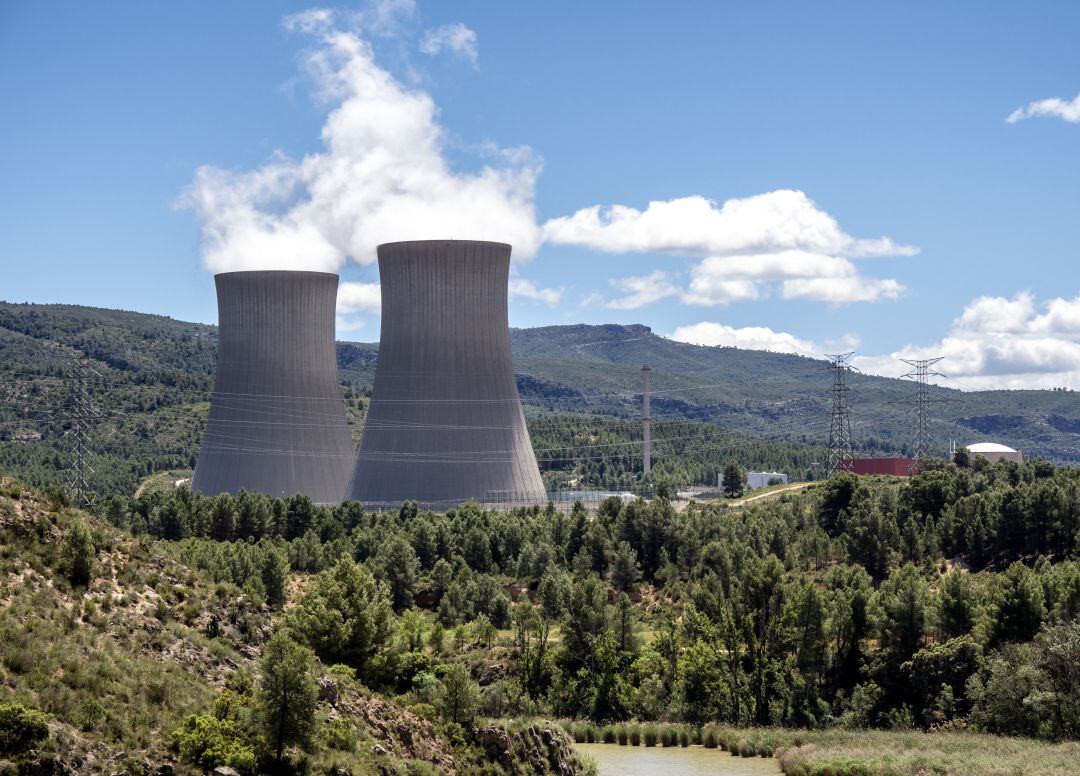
[
  {"x1": 66, "y1": 355, "x2": 101, "y2": 509},
  {"x1": 900, "y1": 357, "x2": 945, "y2": 460},
  {"x1": 826, "y1": 353, "x2": 857, "y2": 475}
]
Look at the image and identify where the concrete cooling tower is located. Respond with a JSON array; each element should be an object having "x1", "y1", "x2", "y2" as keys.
[
  {"x1": 347, "y1": 240, "x2": 547, "y2": 508},
  {"x1": 192, "y1": 271, "x2": 355, "y2": 503}
]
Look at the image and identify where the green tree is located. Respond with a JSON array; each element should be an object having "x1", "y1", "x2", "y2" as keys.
[
  {"x1": 610, "y1": 540, "x2": 642, "y2": 592},
  {"x1": 436, "y1": 662, "x2": 480, "y2": 725},
  {"x1": 538, "y1": 563, "x2": 571, "y2": 619},
  {"x1": 721, "y1": 460, "x2": 745, "y2": 498},
  {"x1": 380, "y1": 536, "x2": 420, "y2": 611},
  {"x1": 991, "y1": 561, "x2": 1046, "y2": 644},
  {"x1": 936, "y1": 569, "x2": 975, "y2": 640},
  {"x1": 260, "y1": 545, "x2": 290, "y2": 608},
  {"x1": 60, "y1": 518, "x2": 95, "y2": 586},
  {"x1": 286, "y1": 557, "x2": 393, "y2": 676},
  {"x1": 258, "y1": 632, "x2": 317, "y2": 763},
  {"x1": 875, "y1": 563, "x2": 928, "y2": 666}
]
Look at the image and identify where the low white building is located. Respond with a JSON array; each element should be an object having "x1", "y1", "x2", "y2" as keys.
[{"x1": 721, "y1": 471, "x2": 789, "y2": 491}]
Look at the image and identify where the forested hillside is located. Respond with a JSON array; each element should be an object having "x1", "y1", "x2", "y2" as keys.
[
  {"x1": 2, "y1": 301, "x2": 1078, "y2": 501},
  {"x1": 0, "y1": 478, "x2": 588, "y2": 775},
  {"x1": 7, "y1": 454, "x2": 1071, "y2": 774}
]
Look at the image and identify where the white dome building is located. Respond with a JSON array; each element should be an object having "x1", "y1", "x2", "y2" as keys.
[{"x1": 964, "y1": 442, "x2": 1023, "y2": 465}]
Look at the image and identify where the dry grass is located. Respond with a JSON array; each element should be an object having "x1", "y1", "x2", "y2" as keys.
[{"x1": 772, "y1": 729, "x2": 1080, "y2": 776}]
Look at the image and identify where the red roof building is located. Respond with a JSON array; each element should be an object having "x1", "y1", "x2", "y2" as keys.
[{"x1": 843, "y1": 457, "x2": 917, "y2": 477}]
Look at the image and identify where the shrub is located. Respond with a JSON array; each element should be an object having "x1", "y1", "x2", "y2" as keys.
[
  {"x1": 702, "y1": 727, "x2": 718, "y2": 748},
  {"x1": 678, "y1": 728, "x2": 690, "y2": 747},
  {"x1": 171, "y1": 714, "x2": 257, "y2": 773},
  {"x1": 629, "y1": 726, "x2": 641, "y2": 746},
  {"x1": 322, "y1": 718, "x2": 356, "y2": 752},
  {"x1": 76, "y1": 698, "x2": 105, "y2": 731},
  {"x1": 643, "y1": 726, "x2": 658, "y2": 747},
  {"x1": 616, "y1": 726, "x2": 629, "y2": 745},
  {"x1": 60, "y1": 519, "x2": 95, "y2": 586},
  {"x1": 584, "y1": 723, "x2": 597, "y2": 743},
  {"x1": 660, "y1": 727, "x2": 677, "y2": 747},
  {"x1": 0, "y1": 703, "x2": 49, "y2": 755},
  {"x1": 602, "y1": 725, "x2": 616, "y2": 743}
]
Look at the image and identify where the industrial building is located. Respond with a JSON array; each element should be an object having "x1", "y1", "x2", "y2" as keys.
[
  {"x1": 843, "y1": 457, "x2": 917, "y2": 477},
  {"x1": 192, "y1": 271, "x2": 355, "y2": 503},
  {"x1": 965, "y1": 442, "x2": 1023, "y2": 465},
  {"x1": 743, "y1": 471, "x2": 789, "y2": 490},
  {"x1": 347, "y1": 240, "x2": 547, "y2": 508}
]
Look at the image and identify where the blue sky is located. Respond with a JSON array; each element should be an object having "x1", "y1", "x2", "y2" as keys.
[{"x1": 2, "y1": 1, "x2": 1079, "y2": 388}]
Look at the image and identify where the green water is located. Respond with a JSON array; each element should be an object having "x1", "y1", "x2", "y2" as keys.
[{"x1": 576, "y1": 743, "x2": 782, "y2": 776}]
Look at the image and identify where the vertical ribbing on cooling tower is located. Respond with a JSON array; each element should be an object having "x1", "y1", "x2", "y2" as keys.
[
  {"x1": 191, "y1": 271, "x2": 355, "y2": 503},
  {"x1": 347, "y1": 240, "x2": 546, "y2": 508}
]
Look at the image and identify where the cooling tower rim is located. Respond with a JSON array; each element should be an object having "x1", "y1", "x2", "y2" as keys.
[
  {"x1": 377, "y1": 239, "x2": 512, "y2": 252},
  {"x1": 213, "y1": 269, "x2": 340, "y2": 280}
]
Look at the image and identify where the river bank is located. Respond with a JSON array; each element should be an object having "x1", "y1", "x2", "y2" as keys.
[{"x1": 565, "y1": 722, "x2": 1079, "y2": 776}]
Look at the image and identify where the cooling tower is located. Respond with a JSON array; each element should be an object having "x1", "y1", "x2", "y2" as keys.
[
  {"x1": 192, "y1": 271, "x2": 355, "y2": 503},
  {"x1": 347, "y1": 240, "x2": 547, "y2": 508}
]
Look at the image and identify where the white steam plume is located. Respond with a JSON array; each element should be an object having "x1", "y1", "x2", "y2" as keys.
[{"x1": 178, "y1": 9, "x2": 541, "y2": 274}]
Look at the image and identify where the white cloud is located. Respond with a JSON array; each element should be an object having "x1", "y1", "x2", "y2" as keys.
[
  {"x1": 336, "y1": 315, "x2": 367, "y2": 334},
  {"x1": 542, "y1": 190, "x2": 912, "y2": 306},
  {"x1": 179, "y1": 8, "x2": 540, "y2": 274},
  {"x1": 669, "y1": 322, "x2": 818, "y2": 356},
  {"x1": 180, "y1": 6, "x2": 914, "y2": 313},
  {"x1": 855, "y1": 292, "x2": 1080, "y2": 390},
  {"x1": 337, "y1": 280, "x2": 382, "y2": 313},
  {"x1": 420, "y1": 23, "x2": 478, "y2": 67},
  {"x1": 780, "y1": 276, "x2": 904, "y2": 303},
  {"x1": 1007, "y1": 92, "x2": 1080, "y2": 124},
  {"x1": 602, "y1": 270, "x2": 680, "y2": 310},
  {"x1": 542, "y1": 190, "x2": 917, "y2": 258},
  {"x1": 508, "y1": 278, "x2": 563, "y2": 306},
  {"x1": 682, "y1": 249, "x2": 904, "y2": 306}
]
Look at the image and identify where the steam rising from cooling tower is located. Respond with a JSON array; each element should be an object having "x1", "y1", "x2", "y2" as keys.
[
  {"x1": 347, "y1": 240, "x2": 546, "y2": 508},
  {"x1": 192, "y1": 271, "x2": 355, "y2": 503}
]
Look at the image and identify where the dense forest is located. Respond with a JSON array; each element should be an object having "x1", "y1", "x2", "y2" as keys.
[{"x1": 97, "y1": 456, "x2": 1080, "y2": 744}]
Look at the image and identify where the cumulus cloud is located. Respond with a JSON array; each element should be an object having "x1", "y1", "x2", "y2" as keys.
[
  {"x1": 1007, "y1": 92, "x2": 1080, "y2": 124},
  {"x1": 179, "y1": 8, "x2": 540, "y2": 274},
  {"x1": 682, "y1": 250, "x2": 903, "y2": 306},
  {"x1": 542, "y1": 190, "x2": 917, "y2": 258},
  {"x1": 420, "y1": 22, "x2": 478, "y2": 67},
  {"x1": 780, "y1": 276, "x2": 904, "y2": 303},
  {"x1": 855, "y1": 292, "x2": 1080, "y2": 390},
  {"x1": 508, "y1": 278, "x2": 563, "y2": 306},
  {"x1": 338, "y1": 280, "x2": 382, "y2": 313},
  {"x1": 543, "y1": 190, "x2": 912, "y2": 305},
  {"x1": 179, "y1": 5, "x2": 914, "y2": 314},
  {"x1": 669, "y1": 322, "x2": 818, "y2": 356}
]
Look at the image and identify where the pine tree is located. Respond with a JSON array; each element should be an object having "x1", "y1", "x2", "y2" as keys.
[{"x1": 258, "y1": 632, "x2": 317, "y2": 763}]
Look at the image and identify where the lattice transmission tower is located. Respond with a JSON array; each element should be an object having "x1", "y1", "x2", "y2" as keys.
[
  {"x1": 826, "y1": 352, "x2": 857, "y2": 476},
  {"x1": 900, "y1": 357, "x2": 945, "y2": 460},
  {"x1": 66, "y1": 355, "x2": 101, "y2": 509}
]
